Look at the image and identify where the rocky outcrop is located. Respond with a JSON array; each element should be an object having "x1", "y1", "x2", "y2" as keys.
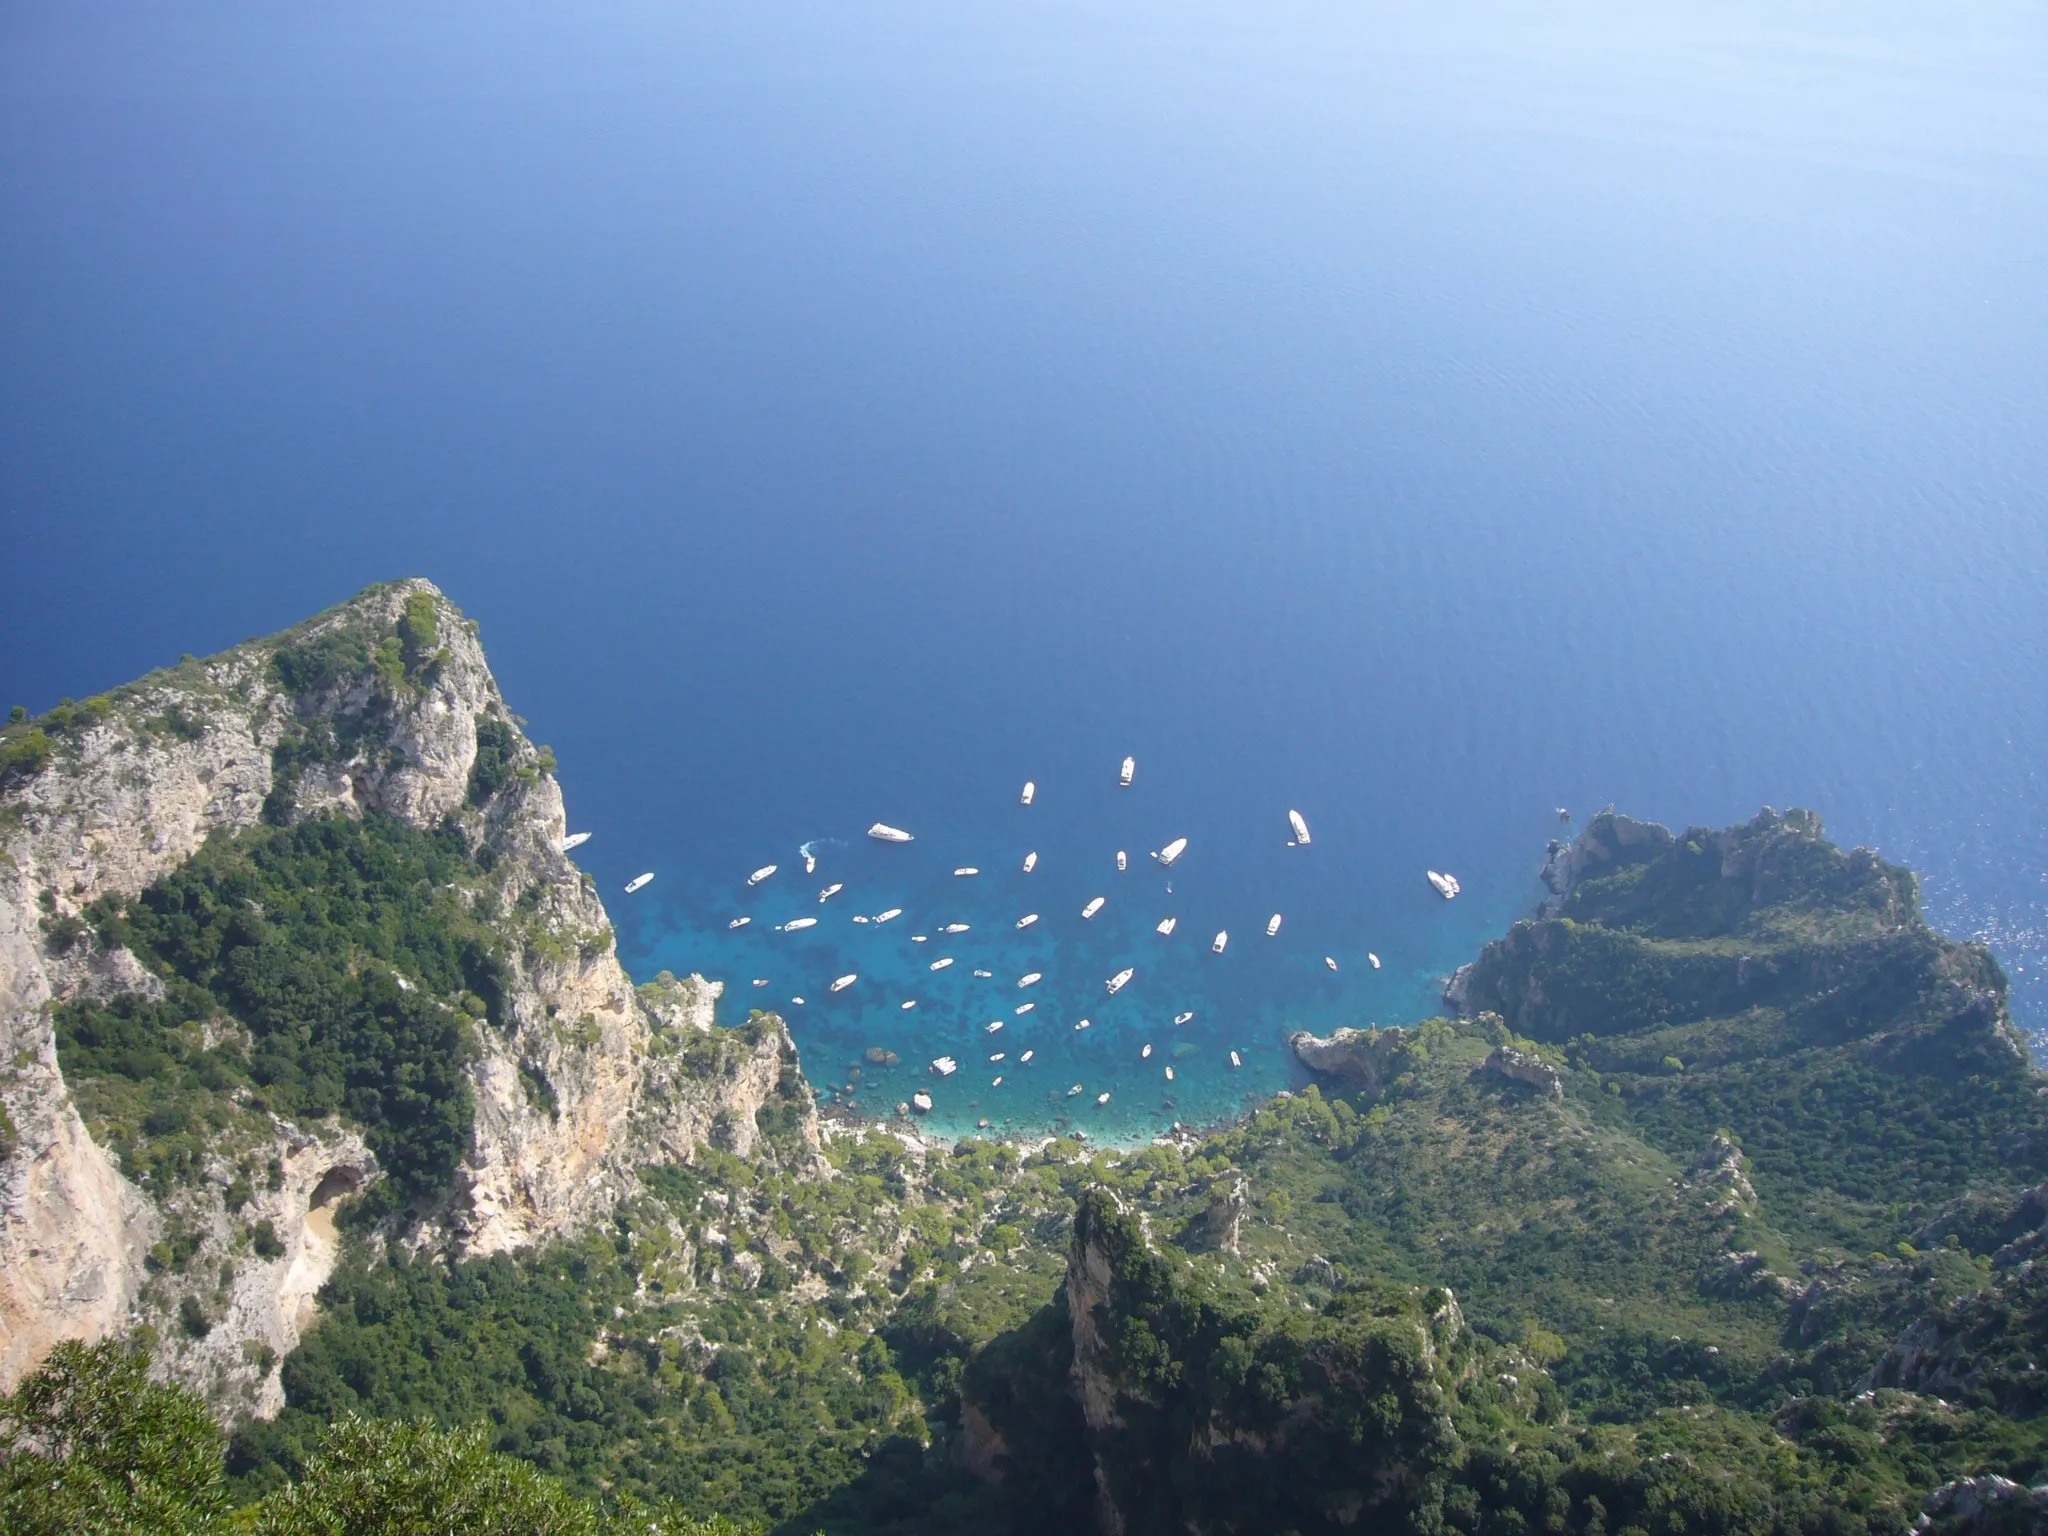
[
  {"x1": 1921, "y1": 1475, "x2": 2048, "y2": 1532},
  {"x1": 1198, "y1": 1173, "x2": 1246, "y2": 1254},
  {"x1": 1288, "y1": 1025, "x2": 1409, "y2": 1093},
  {"x1": 1481, "y1": 1045, "x2": 1563, "y2": 1099},
  {"x1": 1537, "y1": 807, "x2": 1673, "y2": 913},
  {"x1": 1066, "y1": 1191, "x2": 1134, "y2": 1536},
  {"x1": 0, "y1": 579, "x2": 824, "y2": 1410}
]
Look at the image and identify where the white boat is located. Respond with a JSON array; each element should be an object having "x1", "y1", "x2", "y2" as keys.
[
  {"x1": 868, "y1": 823, "x2": 914, "y2": 843},
  {"x1": 930, "y1": 957, "x2": 954, "y2": 971},
  {"x1": 1106, "y1": 967, "x2": 1134, "y2": 995},
  {"x1": 560, "y1": 832, "x2": 591, "y2": 853},
  {"x1": 1081, "y1": 896, "x2": 1105, "y2": 919},
  {"x1": 1368, "y1": 953, "x2": 1381, "y2": 969},
  {"x1": 1266, "y1": 913, "x2": 1282, "y2": 937},
  {"x1": 1427, "y1": 870, "x2": 1461, "y2": 899},
  {"x1": 986, "y1": 1020, "x2": 1004, "y2": 1033},
  {"x1": 1211, "y1": 931, "x2": 1228, "y2": 954},
  {"x1": 791, "y1": 997, "x2": 805, "y2": 1005},
  {"x1": 1020, "y1": 1050, "x2": 1034, "y2": 1062},
  {"x1": 932, "y1": 1057, "x2": 958, "y2": 1076},
  {"x1": 1022, "y1": 851, "x2": 1038, "y2": 873},
  {"x1": 1067, "y1": 1084, "x2": 1084, "y2": 1097},
  {"x1": 1140, "y1": 1043, "x2": 1152, "y2": 1059},
  {"x1": 802, "y1": 849, "x2": 817, "y2": 874},
  {"x1": 992, "y1": 1076, "x2": 1002, "y2": 1086},
  {"x1": 1325, "y1": 956, "x2": 1338, "y2": 971},
  {"x1": 1016, "y1": 913, "x2": 1039, "y2": 929},
  {"x1": 1074, "y1": 1018, "x2": 1092, "y2": 1031},
  {"x1": 875, "y1": 908, "x2": 903, "y2": 923},
  {"x1": 990, "y1": 1051, "x2": 1005, "y2": 1061},
  {"x1": 973, "y1": 968, "x2": 993, "y2": 978},
  {"x1": 830, "y1": 974, "x2": 858, "y2": 992},
  {"x1": 1119, "y1": 756, "x2": 1135, "y2": 787},
  {"x1": 729, "y1": 916, "x2": 751, "y2": 930},
  {"x1": 1019, "y1": 972, "x2": 1042, "y2": 987},
  {"x1": 819, "y1": 883, "x2": 843, "y2": 902},
  {"x1": 1156, "y1": 917, "x2": 1177, "y2": 936},
  {"x1": 1020, "y1": 780, "x2": 1036, "y2": 806},
  {"x1": 900, "y1": 999, "x2": 917, "y2": 1010},
  {"x1": 1173, "y1": 1011, "x2": 1193, "y2": 1025},
  {"x1": 1164, "y1": 1066, "x2": 1174, "y2": 1081},
  {"x1": 1230, "y1": 1051, "x2": 1241, "y2": 1068},
  {"x1": 1288, "y1": 809, "x2": 1311, "y2": 846},
  {"x1": 780, "y1": 917, "x2": 818, "y2": 932},
  {"x1": 1096, "y1": 1092, "x2": 1110, "y2": 1105},
  {"x1": 752, "y1": 978, "x2": 769, "y2": 988},
  {"x1": 747, "y1": 864, "x2": 778, "y2": 886},
  {"x1": 954, "y1": 867, "x2": 979, "y2": 877},
  {"x1": 1153, "y1": 837, "x2": 1188, "y2": 868},
  {"x1": 851, "y1": 914, "x2": 870, "y2": 924},
  {"x1": 910, "y1": 934, "x2": 928, "y2": 943},
  {"x1": 1116, "y1": 850, "x2": 1127, "y2": 872},
  {"x1": 1015, "y1": 1001, "x2": 1035, "y2": 1014},
  {"x1": 912, "y1": 1092, "x2": 933, "y2": 1113},
  {"x1": 625, "y1": 873, "x2": 654, "y2": 894},
  {"x1": 941, "y1": 923, "x2": 970, "y2": 934}
]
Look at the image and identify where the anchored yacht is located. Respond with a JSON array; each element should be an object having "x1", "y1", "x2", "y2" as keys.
[
  {"x1": 1067, "y1": 1085, "x2": 1084, "y2": 1097},
  {"x1": 1288, "y1": 809, "x2": 1311, "y2": 846},
  {"x1": 867, "y1": 823, "x2": 914, "y2": 843},
  {"x1": 851, "y1": 915, "x2": 870, "y2": 924},
  {"x1": 1369, "y1": 953, "x2": 1381, "y2": 969},
  {"x1": 973, "y1": 968, "x2": 993, "y2": 978},
  {"x1": 1074, "y1": 1018, "x2": 1092, "y2": 1031},
  {"x1": 986, "y1": 1019, "x2": 1003, "y2": 1033},
  {"x1": 1022, "y1": 850, "x2": 1038, "y2": 873},
  {"x1": 752, "y1": 978, "x2": 769, "y2": 988},
  {"x1": 1324, "y1": 956, "x2": 1337, "y2": 971},
  {"x1": 1156, "y1": 917, "x2": 1177, "y2": 936},
  {"x1": 1016, "y1": 913, "x2": 1039, "y2": 929},
  {"x1": 1081, "y1": 896, "x2": 1105, "y2": 920},
  {"x1": 875, "y1": 908, "x2": 903, "y2": 923},
  {"x1": 747, "y1": 865, "x2": 778, "y2": 886},
  {"x1": 1019, "y1": 972, "x2": 1042, "y2": 987},
  {"x1": 1173, "y1": 1011, "x2": 1193, "y2": 1025},
  {"x1": 1164, "y1": 1066, "x2": 1174, "y2": 1081},
  {"x1": 560, "y1": 832, "x2": 591, "y2": 853},
  {"x1": 1154, "y1": 837, "x2": 1188, "y2": 868},
  {"x1": 1119, "y1": 756, "x2": 1135, "y2": 787},
  {"x1": 1266, "y1": 914, "x2": 1282, "y2": 937},
  {"x1": 941, "y1": 922, "x2": 970, "y2": 933},
  {"x1": 1096, "y1": 1092, "x2": 1110, "y2": 1105},
  {"x1": 625, "y1": 873, "x2": 654, "y2": 894},
  {"x1": 829, "y1": 974, "x2": 858, "y2": 992},
  {"x1": 1211, "y1": 930, "x2": 1228, "y2": 954},
  {"x1": 954, "y1": 867, "x2": 979, "y2": 877},
  {"x1": 1020, "y1": 1050, "x2": 1034, "y2": 1062},
  {"x1": 1140, "y1": 1043, "x2": 1152, "y2": 1059},
  {"x1": 1427, "y1": 870, "x2": 1461, "y2": 899},
  {"x1": 779, "y1": 917, "x2": 817, "y2": 932},
  {"x1": 1020, "y1": 781, "x2": 1036, "y2": 806},
  {"x1": 1015, "y1": 1002, "x2": 1035, "y2": 1015},
  {"x1": 930, "y1": 957, "x2": 954, "y2": 971},
  {"x1": 931, "y1": 1057, "x2": 958, "y2": 1076},
  {"x1": 1230, "y1": 1051, "x2": 1242, "y2": 1068},
  {"x1": 900, "y1": 999, "x2": 917, "y2": 1010},
  {"x1": 819, "y1": 883, "x2": 843, "y2": 902},
  {"x1": 1106, "y1": 967, "x2": 1134, "y2": 995},
  {"x1": 729, "y1": 916, "x2": 751, "y2": 930}
]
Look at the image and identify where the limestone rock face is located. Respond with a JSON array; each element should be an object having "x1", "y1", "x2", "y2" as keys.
[
  {"x1": 1065, "y1": 1191, "x2": 1132, "y2": 1536},
  {"x1": 1288, "y1": 1025, "x2": 1409, "y2": 1093},
  {"x1": 1481, "y1": 1044, "x2": 1563, "y2": 1099},
  {"x1": 0, "y1": 579, "x2": 823, "y2": 1410}
]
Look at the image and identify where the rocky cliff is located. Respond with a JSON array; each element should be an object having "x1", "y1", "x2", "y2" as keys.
[{"x1": 0, "y1": 580, "x2": 821, "y2": 1415}]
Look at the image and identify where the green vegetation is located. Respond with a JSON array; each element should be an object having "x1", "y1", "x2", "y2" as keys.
[
  {"x1": 0, "y1": 1341, "x2": 753, "y2": 1535},
  {"x1": 56, "y1": 813, "x2": 505, "y2": 1202}
]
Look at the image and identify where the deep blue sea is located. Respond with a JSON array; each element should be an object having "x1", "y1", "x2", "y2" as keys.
[{"x1": 3, "y1": 1, "x2": 2044, "y2": 1142}]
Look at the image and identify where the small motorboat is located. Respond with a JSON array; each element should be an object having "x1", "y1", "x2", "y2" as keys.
[
  {"x1": 942, "y1": 922, "x2": 971, "y2": 933},
  {"x1": 1140, "y1": 1043, "x2": 1152, "y2": 1059},
  {"x1": 990, "y1": 1052, "x2": 1005, "y2": 1061},
  {"x1": 1096, "y1": 1092, "x2": 1110, "y2": 1105},
  {"x1": 802, "y1": 848, "x2": 818, "y2": 874},
  {"x1": 1369, "y1": 953, "x2": 1381, "y2": 969},
  {"x1": 751, "y1": 978, "x2": 770, "y2": 988},
  {"x1": 1020, "y1": 780, "x2": 1036, "y2": 806},
  {"x1": 625, "y1": 872, "x2": 654, "y2": 894},
  {"x1": 1020, "y1": 1050, "x2": 1034, "y2": 1062},
  {"x1": 1116, "y1": 850, "x2": 1127, "y2": 872},
  {"x1": 1211, "y1": 930, "x2": 1228, "y2": 955},
  {"x1": 779, "y1": 917, "x2": 818, "y2": 932},
  {"x1": 1073, "y1": 1018, "x2": 1092, "y2": 1031},
  {"x1": 1119, "y1": 756, "x2": 1135, "y2": 787},
  {"x1": 1230, "y1": 1051, "x2": 1242, "y2": 1068},
  {"x1": 1164, "y1": 1066, "x2": 1174, "y2": 1081},
  {"x1": 973, "y1": 968, "x2": 994, "y2": 978},
  {"x1": 1016, "y1": 913, "x2": 1039, "y2": 929},
  {"x1": 1022, "y1": 850, "x2": 1038, "y2": 873},
  {"x1": 819, "y1": 883, "x2": 843, "y2": 902},
  {"x1": 1106, "y1": 967, "x2": 1134, "y2": 995},
  {"x1": 910, "y1": 934, "x2": 928, "y2": 943},
  {"x1": 986, "y1": 1020, "x2": 1004, "y2": 1033},
  {"x1": 1081, "y1": 896, "x2": 1105, "y2": 919},
  {"x1": 1173, "y1": 1011, "x2": 1193, "y2": 1025},
  {"x1": 1265, "y1": 913, "x2": 1282, "y2": 937},
  {"x1": 747, "y1": 865, "x2": 778, "y2": 886},
  {"x1": 992, "y1": 1076, "x2": 1003, "y2": 1087},
  {"x1": 900, "y1": 999, "x2": 918, "y2": 1010},
  {"x1": 560, "y1": 832, "x2": 591, "y2": 852},
  {"x1": 791, "y1": 997, "x2": 805, "y2": 1005},
  {"x1": 729, "y1": 916, "x2": 751, "y2": 930},
  {"x1": 851, "y1": 915, "x2": 870, "y2": 924},
  {"x1": 1015, "y1": 1002, "x2": 1035, "y2": 1015},
  {"x1": 954, "y1": 867, "x2": 980, "y2": 877},
  {"x1": 875, "y1": 908, "x2": 903, "y2": 923},
  {"x1": 1288, "y1": 809, "x2": 1311, "y2": 846},
  {"x1": 1018, "y1": 972, "x2": 1042, "y2": 987},
  {"x1": 1067, "y1": 1084, "x2": 1084, "y2": 1098},
  {"x1": 1325, "y1": 956, "x2": 1338, "y2": 971},
  {"x1": 830, "y1": 974, "x2": 858, "y2": 992},
  {"x1": 930, "y1": 957, "x2": 954, "y2": 971}
]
